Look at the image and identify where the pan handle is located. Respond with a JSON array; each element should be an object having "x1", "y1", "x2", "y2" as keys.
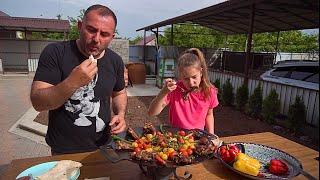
[{"x1": 99, "y1": 144, "x2": 131, "y2": 163}]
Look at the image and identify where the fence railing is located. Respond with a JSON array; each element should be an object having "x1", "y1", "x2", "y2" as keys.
[
  {"x1": 0, "y1": 59, "x2": 3, "y2": 73},
  {"x1": 209, "y1": 70, "x2": 319, "y2": 127},
  {"x1": 28, "y1": 59, "x2": 38, "y2": 72}
]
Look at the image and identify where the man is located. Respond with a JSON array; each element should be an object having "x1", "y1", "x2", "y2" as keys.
[{"x1": 30, "y1": 4, "x2": 127, "y2": 154}]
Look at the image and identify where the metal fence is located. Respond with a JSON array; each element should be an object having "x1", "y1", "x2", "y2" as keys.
[
  {"x1": 0, "y1": 39, "x2": 59, "y2": 73},
  {"x1": 209, "y1": 70, "x2": 319, "y2": 127}
]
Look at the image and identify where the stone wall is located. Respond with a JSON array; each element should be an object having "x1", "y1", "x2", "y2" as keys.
[{"x1": 109, "y1": 39, "x2": 129, "y2": 64}]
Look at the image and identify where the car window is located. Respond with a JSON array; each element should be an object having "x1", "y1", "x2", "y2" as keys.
[
  {"x1": 270, "y1": 67, "x2": 291, "y2": 77},
  {"x1": 290, "y1": 71, "x2": 313, "y2": 80},
  {"x1": 270, "y1": 65, "x2": 319, "y2": 83},
  {"x1": 290, "y1": 66, "x2": 319, "y2": 81},
  {"x1": 305, "y1": 73, "x2": 319, "y2": 83}
]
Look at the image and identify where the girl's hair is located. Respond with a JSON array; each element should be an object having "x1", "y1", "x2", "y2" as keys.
[{"x1": 177, "y1": 48, "x2": 213, "y2": 99}]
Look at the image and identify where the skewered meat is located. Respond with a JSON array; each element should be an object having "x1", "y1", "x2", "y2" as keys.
[
  {"x1": 195, "y1": 143, "x2": 215, "y2": 156},
  {"x1": 188, "y1": 129, "x2": 204, "y2": 140},
  {"x1": 131, "y1": 150, "x2": 155, "y2": 161},
  {"x1": 127, "y1": 127, "x2": 140, "y2": 140},
  {"x1": 116, "y1": 141, "x2": 132, "y2": 150},
  {"x1": 173, "y1": 154, "x2": 193, "y2": 165},
  {"x1": 143, "y1": 122, "x2": 157, "y2": 136},
  {"x1": 199, "y1": 137, "x2": 209, "y2": 145}
]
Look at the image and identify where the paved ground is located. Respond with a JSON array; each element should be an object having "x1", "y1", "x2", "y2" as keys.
[
  {"x1": 0, "y1": 74, "x2": 160, "y2": 176},
  {"x1": 0, "y1": 74, "x2": 51, "y2": 174}
]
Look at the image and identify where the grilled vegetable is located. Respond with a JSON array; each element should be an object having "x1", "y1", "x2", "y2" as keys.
[
  {"x1": 235, "y1": 153, "x2": 261, "y2": 169},
  {"x1": 233, "y1": 153, "x2": 261, "y2": 176},
  {"x1": 233, "y1": 158, "x2": 260, "y2": 176},
  {"x1": 268, "y1": 159, "x2": 288, "y2": 175},
  {"x1": 219, "y1": 144, "x2": 241, "y2": 163}
]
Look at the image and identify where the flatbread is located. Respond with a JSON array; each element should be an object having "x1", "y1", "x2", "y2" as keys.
[
  {"x1": 89, "y1": 55, "x2": 97, "y2": 63},
  {"x1": 36, "y1": 160, "x2": 82, "y2": 180}
]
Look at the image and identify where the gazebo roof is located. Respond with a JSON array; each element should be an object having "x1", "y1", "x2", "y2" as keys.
[{"x1": 137, "y1": 0, "x2": 319, "y2": 34}]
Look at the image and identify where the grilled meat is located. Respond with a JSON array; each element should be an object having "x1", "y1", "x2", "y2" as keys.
[
  {"x1": 127, "y1": 127, "x2": 140, "y2": 140},
  {"x1": 131, "y1": 150, "x2": 155, "y2": 161},
  {"x1": 143, "y1": 122, "x2": 157, "y2": 136},
  {"x1": 173, "y1": 154, "x2": 193, "y2": 165},
  {"x1": 115, "y1": 140, "x2": 132, "y2": 150},
  {"x1": 195, "y1": 143, "x2": 215, "y2": 156}
]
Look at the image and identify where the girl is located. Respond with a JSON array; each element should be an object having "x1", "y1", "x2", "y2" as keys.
[{"x1": 148, "y1": 48, "x2": 219, "y2": 134}]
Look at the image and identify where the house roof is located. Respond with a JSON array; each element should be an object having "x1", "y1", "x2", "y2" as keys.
[
  {"x1": 136, "y1": 35, "x2": 156, "y2": 45},
  {"x1": 0, "y1": 11, "x2": 10, "y2": 17},
  {"x1": 0, "y1": 11, "x2": 70, "y2": 32},
  {"x1": 137, "y1": 0, "x2": 319, "y2": 34}
]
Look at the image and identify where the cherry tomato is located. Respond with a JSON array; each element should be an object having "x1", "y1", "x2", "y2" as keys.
[
  {"x1": 188, "y1": 136, "x2": 194, "y2": 142},
  {"x1": 181, "y1": 150, "x2": 189, "y2": 157},
  {"x1": 160, "y1": 141, "x2": 167, "y2": 148},
  {"x1": 134, "y1": 147, "x2": 142, "y2": 153},
  {"x1": 187, "y1": 148, "x2": 193, "y2": 155},
  {"x1": 179, "y1": 147, "x2": 187, "y2": 152},
  {"x1": 178, "y1": 137, "x2": 185, "y2": 144},
  {"x1": 178, "y1": 130, "x2": 186, "y2": 136},
  {"x1": 169, "y1": 151, "x2": 177, "y2": 160},
  {"x1": 131, "y1": 142, "x2": 138, "y2": 148}
]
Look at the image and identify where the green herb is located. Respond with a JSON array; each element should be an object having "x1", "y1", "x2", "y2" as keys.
[{"x1": 112, "y1": 135, "x2": 132, "y2": 144}]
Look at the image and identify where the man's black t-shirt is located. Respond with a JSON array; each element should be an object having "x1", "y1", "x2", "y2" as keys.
[{"x1": 34, "y1": 40, "x2": 125, "y2": 153}]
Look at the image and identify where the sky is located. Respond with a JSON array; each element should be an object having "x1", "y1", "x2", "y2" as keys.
[
  {"x1": 1, "y1": 0, "x2": 318, "y2": 39},
  {"x1": 1, "y1": 0, "x2": 226, "y2": 39}
]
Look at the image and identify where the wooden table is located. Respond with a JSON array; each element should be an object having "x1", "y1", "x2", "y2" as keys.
[{"x1": 2, "y1": 132, "x2": 319, "y2": 180}]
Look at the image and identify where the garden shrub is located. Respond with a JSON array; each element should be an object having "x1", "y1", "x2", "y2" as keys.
[
  {"x1": 235, "y1": 83, "x2": 249, "y2": 111},
  {"x1": 288, "y1": 96, "x2": 306, "y2": 134},
  {"x1": 213, "y1": 79, "x2": 222, "y2": 102},
  {"x1": 262, "y1": 89, "x2": 280, "y2": 124},
  {"x1": 248, "y1": 84, "x2": 263, "y2": 117},
  {"x1": 222, "y1": 79, "x2": 234, "y2": 106}
]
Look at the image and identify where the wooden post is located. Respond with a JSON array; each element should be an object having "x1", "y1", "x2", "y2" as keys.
[
  {"x1": 222, "y1": 34, "x2": 228, "y2": 71},
  {"x1": 244, "y1": 4, "x2": 255, "y2": 85},
  {"x1": 143, "y1": 30, "x2": 146, "y2": 64},
  {"x1": 155, "y1": 28, "x2": 159, "y2": 76},
  {"x1": 274, "y1": 31, "x2": 280, "y2": 64},
  {"x1": 170, "y1": 24, "x2": 174, "y2": 45}
]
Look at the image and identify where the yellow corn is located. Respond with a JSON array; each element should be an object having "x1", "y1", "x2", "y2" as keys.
[
  {"x1": 233, "y1": 159, "x2": 260, "y2": 176},
  {"x1": 235, "y1": 153, "x2": 261, "y2": 169}
]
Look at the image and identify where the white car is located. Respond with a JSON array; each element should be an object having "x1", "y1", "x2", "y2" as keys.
[{"x1": 260, "y1": 61, "x2": 319, "y2": 91}]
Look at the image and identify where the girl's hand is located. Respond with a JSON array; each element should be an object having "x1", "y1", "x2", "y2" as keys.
[{"x1": 164, "y1": 78, "x2": 177, "y2": 92}]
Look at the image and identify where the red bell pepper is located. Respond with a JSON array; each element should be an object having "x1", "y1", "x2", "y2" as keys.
[
  {"x1": 268, "y1": 159, "x2": 289, "y2": 175},
  {"x1": 219, "y1": 144, "x2": 241, "y2": 164}
]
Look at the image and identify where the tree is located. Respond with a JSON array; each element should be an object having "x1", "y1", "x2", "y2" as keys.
[
  {"x1": 68, "y1": 9, "x2": 85, "y2": 40},
  {"x1": 157, "y1": 24, "x2": 318, "y2": 53},
  {"x1": 158, "y1": 24, "x2": 225, "y2": 48},
  {"x1": 129, "y1": 36, "x2": 143, "y2": 45}
]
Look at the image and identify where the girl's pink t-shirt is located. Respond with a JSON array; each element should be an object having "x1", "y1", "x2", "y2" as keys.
[{"x1": 164, "y1": 81, "x2": 219, "y2": 130}]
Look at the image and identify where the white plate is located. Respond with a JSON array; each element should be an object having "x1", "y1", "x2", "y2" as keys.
[{"x1": 16, "y1": 161, "x2": 80, "y2": 180}]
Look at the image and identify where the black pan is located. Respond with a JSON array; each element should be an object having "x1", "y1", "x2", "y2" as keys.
[{"x1": 99, "y1": 125, "x2": 219, "y2": 168}]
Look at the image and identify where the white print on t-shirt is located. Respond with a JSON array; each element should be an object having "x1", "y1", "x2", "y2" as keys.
[{"x1": 64, "y1": 74, "x2": 105, "y2": 132}]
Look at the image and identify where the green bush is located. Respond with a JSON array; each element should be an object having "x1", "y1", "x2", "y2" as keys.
[
  {"x1": 248, "y1": 84, "x2": 263, "y2": 117},
  {"x1": 235, "y1": 84, "x2": 249, "y2": 111},
  {"x1": 288, "y1": 96, "x2": 306, "y2": 134},
  {"x1": 222, "y1": 79, "x2": 234, "y2": 106},
  {"x1": 262, "y1": 89, "x2": 280, "y2": 124},
  {"x1": 213, "y1": 79, "x2": 222, "y2": 102}
]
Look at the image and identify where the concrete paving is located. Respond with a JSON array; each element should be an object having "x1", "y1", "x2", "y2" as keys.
[
  {"x1": 0, "y1": 74, "x2": 160, "y2": 176},
  {"x1": 0, "y1": 74, "x2": 50, "y2": 175}
]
